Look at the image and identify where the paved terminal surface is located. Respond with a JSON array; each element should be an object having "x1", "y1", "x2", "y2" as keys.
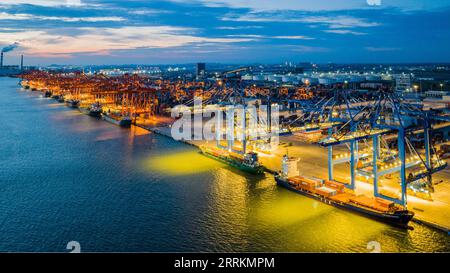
[{"x1": 136, "y1": 117, "x2": 450, "y2": 233}]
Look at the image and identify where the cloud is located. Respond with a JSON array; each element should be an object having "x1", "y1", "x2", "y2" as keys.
[
  {"x1": 324, "y1": 29, "x2": 367, "y2": 35},
  {"x1": 222, "y1": 12, "x2": 380, "y2": 28},
  {"x1": 168, "y1": 0, "x2": 368, "y2": 12},
  {"x1": 128, "y1": 9, "x2": 173, "y2": 16},
  {"x1": 216, "y1": 26, "x2": 263, "y2": 30},
  {"x1": 0, "y1": 12, "x2": 125, "y2": 22},
  {"x1": 273, "y1": 35, "x2": 315, "y2": 40},
  {"x1": 226, "y1": 34, "x2": 315, "y2": 40},
  {"x1": 169, "y1": 0, "x2": 450, "y2": 12},
  {"x1": 1, "y1": 0, "x2": 83, "y2": 7},
  {"x1": 365, "y1": 46, "x2": 401, "y2": 51},
  {"x1": 286, "y1": 45, "x2": 330, "y2": 52},
  {"x1": 0, "y1": 26, "x2": 255, "y2": 56},
  {"x1": 299, "y1": 15, "x2": 380, "y2": 28},
  {"x1": 226, "y1": 34, "x2": 264, "y2": 38}
]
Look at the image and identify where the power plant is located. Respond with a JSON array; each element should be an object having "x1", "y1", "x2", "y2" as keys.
[{"x1": 0, "y1": 42, "x2": 24, "y2": 77}]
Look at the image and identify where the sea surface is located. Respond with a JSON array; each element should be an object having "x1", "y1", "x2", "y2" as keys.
[{"x1": 0, "y1": 77, "x2": 449, "y2": 252}]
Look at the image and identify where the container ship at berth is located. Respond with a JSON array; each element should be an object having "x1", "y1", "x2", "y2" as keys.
[
  {"x1": 79, "y1": 102, "x2": 103, "y2": 117},
  {"x1": 275, "y1": 155, "x2": 414, "y2": 229},
  {"x1": 102, "y1": 113, "x2": 132, "y2": 128},
  {"x1": 20, "y1": 80, "x2": 30, "y2": 89},
  {"x1": 200, "y1": 145, "x2": 265, "y2": 175},
  {"x1": 66, "y1": 99, "x2": 80, "y2": 108}
]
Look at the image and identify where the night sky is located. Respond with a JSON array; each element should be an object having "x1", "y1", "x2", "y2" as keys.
[{"x1": 1, "y1": 0, "x2": 450, "y2": 65}]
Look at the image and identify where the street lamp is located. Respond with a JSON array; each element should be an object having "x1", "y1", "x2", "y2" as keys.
[{"x1": 440, "y1": 83, "x2": 444, "y2": 92}]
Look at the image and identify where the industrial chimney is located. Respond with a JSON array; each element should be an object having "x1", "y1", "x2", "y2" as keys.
[
  {"x1": 0, "y1": 52, "x2": 3, "y2": 70},
  {"x1": 20, "y1": 55, "x2": 23, "y2": 70}
]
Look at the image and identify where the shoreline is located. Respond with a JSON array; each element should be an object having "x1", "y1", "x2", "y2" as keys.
[{"x1": 20, "y1": 84, "x2": 450, "y2": 234}]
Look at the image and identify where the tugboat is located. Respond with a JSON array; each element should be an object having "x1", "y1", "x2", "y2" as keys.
[
  {"x1": 88, "y1": 102, "x2": 103, "y2": 117},
  {"x1": 274, "y1": 155, "x2": 414, "y2": 229},
  {"x1": 199, "y1": 146, "x2": 265, "y2": 175}
]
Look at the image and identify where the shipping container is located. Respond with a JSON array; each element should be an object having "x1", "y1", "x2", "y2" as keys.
[
  {"x1": 375, "y1": 197, "x2": 395, "y2": 209},
  {"x1": 315, "y1": 186, "x2": 337, "y2": 197},
  {"x1": 325, "y1": 180, "x2": 345, "y2": 192}
]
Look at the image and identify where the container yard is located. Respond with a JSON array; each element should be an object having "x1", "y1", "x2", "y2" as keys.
[{"x1": 16, "y1": 68, "x2": 450, "y2": 233}]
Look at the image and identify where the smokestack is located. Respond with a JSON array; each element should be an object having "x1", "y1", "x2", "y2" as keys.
[
  {"x1": 1, "y1": 42, "x2": 19, "y2": 70},
  {"x1": 20, "y1": 55, "x2": 23, "y2": 70}
]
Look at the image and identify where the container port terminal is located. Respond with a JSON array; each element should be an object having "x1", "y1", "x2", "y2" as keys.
[{"x1": 16, "y1": 64, "x2": 450, "y2": 232}]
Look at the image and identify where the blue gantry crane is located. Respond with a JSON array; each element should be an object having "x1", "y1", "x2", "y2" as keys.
[{"x1": 319, "y1": 90, "x2": 449, "y2": 207}]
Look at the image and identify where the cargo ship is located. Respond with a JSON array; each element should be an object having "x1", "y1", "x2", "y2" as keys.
[
  {"x1": 275, "y1": 155, "x2": 414, "y2": 229},
  {"x1": 20, "y1": 80, "x2": 30, "y2": 89},
  {"x1": 66, "y1": 99, "x2": 80, "y2": 108},
  {"x1": 78, "y1": 102, "x2": 102, "y2": 117},
  {"x1": 102, "y1": 113, "x2": 132, "y2": 128},
  {"x1": 88, "y1": 102, "x2": 102, "y2": 117},
  {"x1": 200, "y1": 146, "x2": 265, "y2": 175}
]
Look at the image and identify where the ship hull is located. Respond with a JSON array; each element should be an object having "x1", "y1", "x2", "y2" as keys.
[
  {"x1": 102, "y1": 115, "x2": 132, "y2": 128},
  {"x1": 89, "y1": 110, "x2": 102, "y2": 118},
  {"x1": 119, "y1": 119, "x2": 132, "y2": 128},
  {"x1": 275, "y1": 176, "x2": 414, "y2": 229},
  {"x1": 78, "y1": 107, "x2": 101, "y2": 118},
  {"x1": 66, "y1": 101, "x2": 79, "y2": 108},
  {"x1": 78, "y1": 107, "x2": 89, "y2": 115},
  {"x1": 200, "y1": 150, "x2": 265, "y2": 175}
]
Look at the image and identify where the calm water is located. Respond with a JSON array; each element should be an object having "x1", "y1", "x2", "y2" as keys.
[{"x1": 0, "y1": 77, "x2": 449, "y2": 252}]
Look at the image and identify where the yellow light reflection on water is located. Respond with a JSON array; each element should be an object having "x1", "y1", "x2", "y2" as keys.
[
  {"x1": 129, "y1": 126, "x2": 149, "y2": 137},
  {"x1": 247, "y1": 190, "x2": 392, "y2": 252},
  {"x1": 142, "y1": 150, "x2": 224, "y2": 176},
  {"x1": 256, "y1": 196, "x2": 333, "y2": 226},
  {"x1": 51, "y1": 111, "x2": 84, "y2": 121}
]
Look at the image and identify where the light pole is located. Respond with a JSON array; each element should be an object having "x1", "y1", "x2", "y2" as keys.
[{"x1": 440, "y1": 83, "x2": 444, "y2": 92}]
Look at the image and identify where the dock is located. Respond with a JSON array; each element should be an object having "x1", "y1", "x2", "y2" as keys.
[{"x1": 18, "y1": 71, "x2": 450, "y2": 234}]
